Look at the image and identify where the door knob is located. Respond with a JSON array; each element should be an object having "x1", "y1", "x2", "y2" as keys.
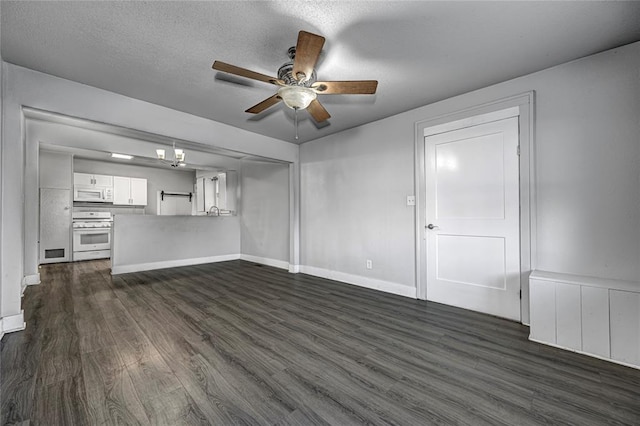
[{"x1": 426, "y1": 224, "x2": 439, "y2": 230}]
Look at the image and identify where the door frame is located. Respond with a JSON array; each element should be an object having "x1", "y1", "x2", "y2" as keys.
[{"x1": 414, "y1": 92, "x2": 536, "y2": 324}]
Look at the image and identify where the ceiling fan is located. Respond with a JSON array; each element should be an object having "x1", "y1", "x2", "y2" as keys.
[{"x1": 212, "y1": 30, "x2": 378, "y2": 136}]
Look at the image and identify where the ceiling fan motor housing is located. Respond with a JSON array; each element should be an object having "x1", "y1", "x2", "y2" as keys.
[
  {"x1": 278, "y1": 47, "x2": 316, "y2": 86},
  {"x1": 211, "y1": 30, "x2": 376, "y2": 123}
]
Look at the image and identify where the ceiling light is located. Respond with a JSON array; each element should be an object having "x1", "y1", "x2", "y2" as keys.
[
  {"x1": 277, "y1": 86, "x2": 317, "y2": 110},
  {"x1": 156, "y1": 142, "x2": 186, "y2": 168},
  {"x1": 111, "y1": 153, "x2": 133, "y2": 160}
]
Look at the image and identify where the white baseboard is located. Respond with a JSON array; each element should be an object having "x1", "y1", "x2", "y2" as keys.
[
  {"x1": 288, "y1": 264, "x2": 300, "y2": 273},
  {"x1": 0, "y1": 311, "x2": 26, "y2": 340},
  {"x1": 21, "y1": 273, "x2": 41, "y2": 297},
  {"x1": 111, "y1": 254, "x2": 241, "y2": 275},
  {"x1": 22, "y1": 273, "x2": 41, "y2": 286},
  {"x1": 529, "y1": 337, "x2": 640, "y2": 371},
  {"x1": 300, "y1": 265, "x2": 417, "y2": 299},
  {"x1": 240, "y1": 254, "x2": 289, "y2": 270},
  {"x1": 22, "y1": 273, "x2": 40, "y2": 287}
]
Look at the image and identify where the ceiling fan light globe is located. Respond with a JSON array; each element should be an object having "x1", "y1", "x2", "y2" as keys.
[
  {"x1": 277, "y1": 86, "x2": 317, "y2": 110},
  {"x1": 156, "y1": 149, "x2": 166, "y2": 160}
]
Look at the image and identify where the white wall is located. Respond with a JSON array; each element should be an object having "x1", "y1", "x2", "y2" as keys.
[
  {"x1": 4, "y1": 40, "x2": 639, "y2": 330},
  {"x1": 240, "y1": 160, "x2": 290, "y2": 267},
  {"x1": 74, "y1": 158, "x2": 195, "y2": 215},
  {"x1": 40, "y1": 150, "x2": 73, "y2": 190},
  {"x1": 111, "y1": 215, "x2": 240, "y2": 274},
  {"x1": 1, "y1": 63, "x2": 299, "y2": 325},
  {"x1": 301, "y1": 124, "x2": 416, "y2": 290},
  {"x1": 300, "y1": 42, "x2": 640, "y2": 304}
]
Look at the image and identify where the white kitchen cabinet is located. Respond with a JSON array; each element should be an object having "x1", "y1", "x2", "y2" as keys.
[
  {"x1": 94, "y1": 174, "x2": 113, "y2": 187},
  {"x1": 74, "y1": 172, "x2": 93, "y2": 186},
  {"x1": 113, "y1": 176, "x2": 147, "y2": 205},
  {"x1": 113, "y1": 176, "x2": 130, "y2": 204},
  {"x1": 74, "y1": 172, "x2": 113, "y2": 187},
  {"x1": 130, "y1": 178, "x2": 147, "y2": 205}
]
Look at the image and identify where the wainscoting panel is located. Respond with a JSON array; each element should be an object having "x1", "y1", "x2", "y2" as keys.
[
  {"x1": 610, "y1": 290, "x2": 640, "y2": 366},
  {"x1": 581, "y1": 286, "x2": 610, "y2": 359},
  {"x1": 555, "y1": 283, "x2": 581, "y2": 351},
  {"x1": 529, "y1": 271, "x2": 639, "y2": 369}
]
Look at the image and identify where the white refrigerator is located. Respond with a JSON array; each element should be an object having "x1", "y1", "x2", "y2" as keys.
[{"x1": 39, "y1": 188, "x2": 72, "y2": 263}]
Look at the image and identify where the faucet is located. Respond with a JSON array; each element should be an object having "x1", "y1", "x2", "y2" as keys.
[{"x1": 208, "y1": 205, "x2": 220, "y2": 216}]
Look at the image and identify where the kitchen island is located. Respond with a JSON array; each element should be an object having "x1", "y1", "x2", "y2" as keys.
[{"x1": 111, "y1": 214, "x2": 240, "y2": 274}]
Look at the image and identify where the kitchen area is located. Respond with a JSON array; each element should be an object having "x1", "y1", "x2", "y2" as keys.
[{"x1": 38, "y1": 146, "x2": 238, "y2": 271}]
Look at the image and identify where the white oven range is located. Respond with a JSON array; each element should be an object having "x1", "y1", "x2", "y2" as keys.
[{"x1": 72, "y1": 211, "x2": 112, "y2": 261}]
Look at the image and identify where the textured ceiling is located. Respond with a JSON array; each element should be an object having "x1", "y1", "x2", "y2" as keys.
[{"x1": 2, "y1": 1, "x2": 640, "y2": 144}]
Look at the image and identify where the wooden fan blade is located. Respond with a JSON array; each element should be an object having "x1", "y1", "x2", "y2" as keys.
[
  {"x1": 213, "y1": 61, "x2": 284, "y2": 86},
  {"x1": 312, "y1": 80, "x2": 378, "y2": 94},
  {"x1": 307, "y1": 99, "x2": 331, "y2": 123},
  {"x1": 292, "y1": 31, "x2": 325, "y2": 83},
  {"x1": 245, "y1": 94, "x2": 282, "y2": 114}
]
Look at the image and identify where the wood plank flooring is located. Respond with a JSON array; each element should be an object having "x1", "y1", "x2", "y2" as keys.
[{"x1": 2, "y1": 259, "x2": 639, "y2": 425}]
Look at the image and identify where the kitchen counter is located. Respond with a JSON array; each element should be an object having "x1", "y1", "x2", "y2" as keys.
[{"x1": 111, "y1": 214, "x2": 240, "y2": 274}]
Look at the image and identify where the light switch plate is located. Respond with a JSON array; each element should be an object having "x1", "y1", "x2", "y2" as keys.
[{"x1": 407, "y1": 195, "x2": 416, "y2": 206}]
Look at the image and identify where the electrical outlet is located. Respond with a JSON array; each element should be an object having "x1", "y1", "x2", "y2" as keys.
[
  {"x1": 407, "y1": 195, "x2": 416, "y2": 206},
  {"x1": 366, "y1": 259, "x2": 373, "y2": 269}
]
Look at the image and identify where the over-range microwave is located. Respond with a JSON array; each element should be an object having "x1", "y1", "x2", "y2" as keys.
[{"x1": 73, "y1": 185, "x2": 113, "y2": 203}]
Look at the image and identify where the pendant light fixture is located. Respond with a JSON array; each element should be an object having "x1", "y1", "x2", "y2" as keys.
[{"x1": 156, "y1": 141, "x2": 186, "y2": 167}]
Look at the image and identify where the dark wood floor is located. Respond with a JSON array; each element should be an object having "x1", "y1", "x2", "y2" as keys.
[{"x1": 2, "y1": 260, "x2": 639, "y2": 425}]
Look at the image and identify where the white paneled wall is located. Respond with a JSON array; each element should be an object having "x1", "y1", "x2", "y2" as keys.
[
  {"x1": 555, "y1": 283, "x2": 581, "y2": 350},
  {"x1": 581, "y1": 286, "x2": 610, "y2": 359},
  {"x1": 610, "y1": 291, "x2": 640, "y2": 365},
  {"x1": 530, "y1": 271, "x2": 640, "y2": 369}
]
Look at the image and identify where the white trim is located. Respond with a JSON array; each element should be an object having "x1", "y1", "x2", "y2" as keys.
[
  {"x1": 423, "y1": 106, "x2": 520, "y2": 137},
  {"x1": 414, "y1": 91, "x2": 535, "y2": 324},
  {"x1": 111, "y1": 254, "x2": 241, "y2": 275},
  {"x1": 0, "y1": 311, "x2": 26, "y2": 340},
  {"x1": 530, "y1": 270, "x2": 640, "y2": 294},
  {"x1": 22, "y1": 273, "x2": 41, "y2": 286},
  {"x1": 288, "y1": 264, "x2": 300, "y2": 273},
  {"x1": 240, "y1": 254, "x2": 289, "y2": 270},
  {"x1": 300, "y1": 265, "x2": 417, "y2": 299},
  {"x1": 289, "y1": 162, "x2": 301, "y2": 273},
  {"x1": 529, "y1": 337, "x2": 640, "y2": 371}
]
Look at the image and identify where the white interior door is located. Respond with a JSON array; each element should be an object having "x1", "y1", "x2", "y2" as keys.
[{"x1": 425, "y1": 117, "x2": 520, "y2": 321}]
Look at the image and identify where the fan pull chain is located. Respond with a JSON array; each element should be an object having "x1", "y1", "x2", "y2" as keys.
[{"x1": 294, "y1": 107, "x2": 299, "y2": 140}]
